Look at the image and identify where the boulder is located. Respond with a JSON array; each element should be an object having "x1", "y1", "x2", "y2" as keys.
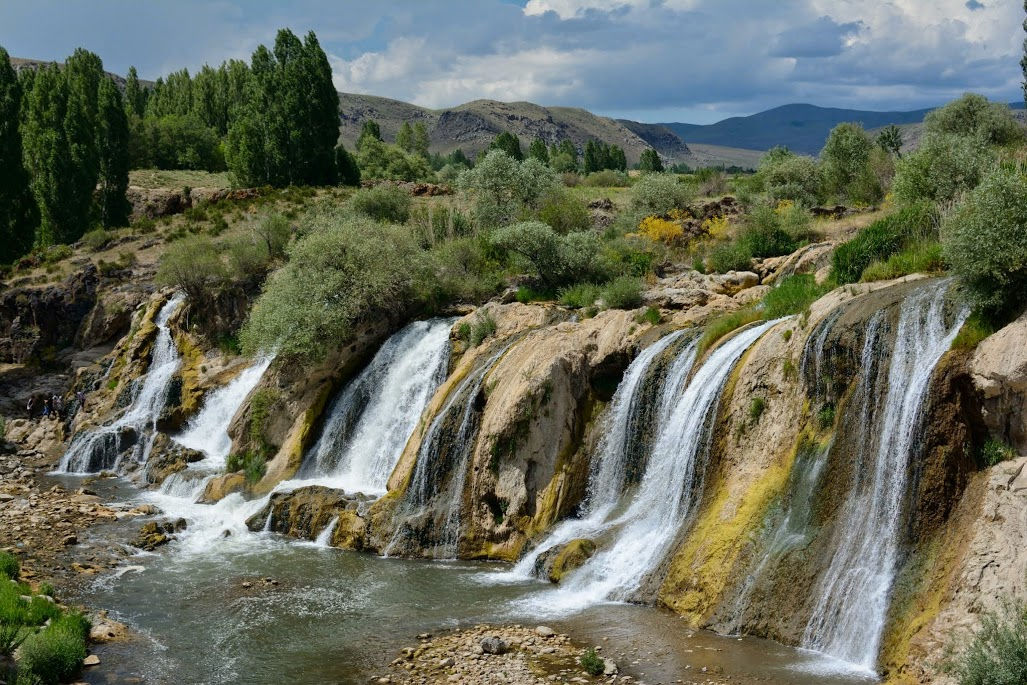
[
  {"x1": 971, "y1": 310, "x2": 1027, "y2": 452},
  {"x1": 246, "y1": 485, "x2": 372, "y2": 550},
  {"x1": 480, "y1": 636, "x2": 508, "y2": 655}
]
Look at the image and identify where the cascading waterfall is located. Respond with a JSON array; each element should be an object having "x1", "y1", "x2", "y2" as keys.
[
  {"x1": 801, "y1": 281, "x2": 967, "y2": 670},
  {"x1": 58, "y1": 293, "x2": 186, "y2": 474},
  {"x1": 510, "y1": 329, "x2": 695, "y2": 577},
  {"x1": 297, "y1": 319, "x2": 452, "y2": 494},
  {"x1": 384, "y1": 340, "x2": 515, "y2": 558},
  {"x1": 520, "y1": 319, "x2": 782, "y2": 614}
]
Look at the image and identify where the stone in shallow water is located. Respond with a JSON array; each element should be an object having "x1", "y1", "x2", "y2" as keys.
[{"x1": 480, "y1": 636, "x2": 508, "y2": 655}]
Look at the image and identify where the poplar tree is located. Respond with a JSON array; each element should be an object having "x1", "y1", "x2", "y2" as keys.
[
  {"x1": 64, "y1": 49, "x2": 104, "y2": 238},
  {"x1": 358, "y1": 120, "x2": 382, "y2": 150},
  {"x1": 489, "y1": 131, "x2": 523, "y2": 160},
  {"x1": 396, "y1": 122, "x2": 413, "y2": 151},
  {"x1": 528, "y1": 137, "x2": 549, "y2": 164},
  {"x1": 412, "y1": 122, "x2": 430, "y2": 159},
  {"x1": 23, "y1": 65, "x2": 76, "y2": 245},
  {"x1": 583, "y1": 139, "x2": 600, "y2": 173},
  {"x1": 639, "y1": 148, "x2": 663, "y2": 172},
  {"x1": 0, "y1": 46, "x2": 37, "y2": 262},
  {"x1": 125, "y1": 66, "x2": 147, "y2": 118},
  {"x1": 96, "y1": 77, "x2": 130, "y2": 227}
]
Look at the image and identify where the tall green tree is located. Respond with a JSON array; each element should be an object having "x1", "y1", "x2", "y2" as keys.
[
  {"x1": 529, "y1": 137, "x2": 549, "y2": 164},
  {"x1": 639, "y1": 148, "x2": 663, "y2": 172},
  {"x1": 583, "y1": 139, "x2": 599, "y2": 173},
  {"x1": 23, "y1": 65, "x2": 76, "y2": 246},
  {"x1": 610, "y1": 145, "x2": 627, "y2": 171},
  {"x1": 301, "y1": 30, "x2": 342, "y2": 185},
  {"x1": 64, "y1": 49, "x2": 104, "y2": 238},
  {"x1": 0, "y1": 46, "x2": 37, "y2": 262},
  {"x1": 1023, "y1": 1, "x2": 1027, "y2": 109},
  {"x1": 489, "y1": 131, "x2": 523, "y2": 160},
  {"x1": 124, "y1": 66, "x2": 147, "y2": 118},
  {"x1": 412, "y1": 122, "x2": 430, "y2": 159},
  {"x1": 335, "y1": 143, "x2": 361, "y2": 186},
  {"x1": 396, "y1": 121, "x2": 413, "y2": 151},
  {"x1": 821, "y1": 122, "x2": 874, "y2": 199},
  {"x1": 96, "y1": 77, "x2": 130, "y2": 227},
  {"x1": 876, "y1": 124, "x2": 903, "y2": 158},
  {"x1": 358, "y1": 119, "x2": 382, "y2": 150}
]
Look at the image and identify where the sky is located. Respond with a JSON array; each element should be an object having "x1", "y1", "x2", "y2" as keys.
[{"x1": 0, "y1": 0, "x2": 1022, "y2": 124}]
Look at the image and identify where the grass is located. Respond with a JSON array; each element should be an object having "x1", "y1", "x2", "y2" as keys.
[
  {"x1": 748, "y1": 397, "x2": 766, "y2": 423},
  {"x1": 952, "y1": 312, "x2": 998, "y2": 350},
  {"x1": 128, "y1": 168, "x2": 232, "y2": 190},
  {"x1": 762, "y1": 274, "x2": 830, "y2": 320},
  {"x1": 579, "y1": 647, "x2": 605, "y2": 676},
  {"x1": 698, "y1": 308, "x2": 762, "y2": 356},
  {"x1": 979, "y1": 439, "x2": 1016, "y2": 468},
  {"x1": 831, "y1": 202, "x2": 937, "y2": 284},
  {"x1": 635, "y1": 306, "x2": 662, "y2": 325},
  {"x1": 515, "y1": 286, "x2": 554, "y2": 304},
  {"x1": 0, "y1": 551, "x2": 17, "y2": 580},
  {"x1": 860, "y1": 240, "x2": 944, "y2": 282},
  {"x1": 600, "y1": 276, "x2": 643, "y2": 309},
  {"x1": 559, "y1": 283, "x2": 600, "y2": 309},
  {"x1": 468, "y1": 311, "x2": 497, "y2": 347},
  {"x1": 17, "y1": 613, "x2": 90, "y2": 684}
]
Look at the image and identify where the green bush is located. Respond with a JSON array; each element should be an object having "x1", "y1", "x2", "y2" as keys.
[
  {"x1": 758, "y1": 150, "x2": 823, "y2": 207},
  {"x1": 945, "y1": 599, "x2": 1027, "y2": 685},
  {"x1": 636, "y1": 306, "x2": 661, "y2": 325},
  {"x1": 469, "y1": 311, "x2": 497, "y2": 347},
  {"x1": 698, "y1": 308, "x2": 761, "y2": 355},
  {"x1": 942, "y1": 166, "x2": 1027, "y2": 318},
  {"x1": 355, "y1": 138, "x2": 434, "y2": 183},
  {"x1": 831, "y1": 202, "x2": 937, "y2": 284},
  {"x1": 979, "y1": 439, "x2": 1016, "y2": 468},
  {"x1": 820, "y1": 123, "x2": 884, "y2": 204},
  {"x1": 225, "y1": 450, "x2": 267, "y2": 484},
  {"x1": 0, "y1": 551, "x2": 18, "y2": 580},
  {"x1": 82, "y1": 228, "x2": 113, "y2": 252},
  {"x1": 132, "y1": 217, "x2": 156, "y2": 234},
  {"x1": 816, "y1": 405, "x2": 836, "y2": 431},
  {"x1": 559, "y1": 283, "x2": 600, "y2": 309},
  {"x1": 924, "y1": 93, "x2": 1025, "y2": 146},
  {"x1": 860, "y1": 240, "x2": 944, "y2": 282},
  {"x1": 748, "y1": 396, "x2": 766, "y2": 423},
  {"x1": 582, "y1": 170, "x2": 630, "y2": 187},
  {"x1": 762, "y1": 274, "x2": 829, "y2": 319},
  {"x1": 458, "y1": 150, "x2": 558, "y2": 228},
  {"x1": 490, "y1": 221, "x2": 604, "y2": 289},
  {"x1": 537, "y1": 188, "x2": 591, "y2": 234},
  {"x1": 349, "y1": 185, "x2": 412, "y2": 224},
  {"x1": 240, "y1": 210, "x2": 420, "y2": 361},
  {"x1": 737, "y1": 205, "x2": 800, "y2": 259},
  {"x1": 580, "y1": 648, "x2": 605, "y2": 676},
  {"x1": 515, "y1": 286, "x2": 552, "y2": 303},
  {"x1": 630, "y1": 173, "x2": 693, "y2": 214},
  {"x1": 155, "y1": 234, "x2": 227, "y2": 300},
  {"x1": 17, "y1": 613, "x2": 89, "y2": 685},
  {"x1": 893, "y1": 133, "x2": 994, "y2": 205},
  {"x1": 418, "y1": 236, "x2": 504, "y2": 309},
  {"x1": 709, "y1": 241, "x2": 752, "y2": 273},
  {"x1": 251, "y1": 213, "x2": 291, "y2": 260},
  {"x1": 600, "y1": 276, "x2": 643, "y2": 309}
]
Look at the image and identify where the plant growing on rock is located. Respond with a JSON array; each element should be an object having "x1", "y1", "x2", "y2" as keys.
[
  {"x1": 579, "y1": 647, "x2": 605, "y2": 676},
  {"x1": 944, "y1": 598, "x2": 1027, "y2": 685}
]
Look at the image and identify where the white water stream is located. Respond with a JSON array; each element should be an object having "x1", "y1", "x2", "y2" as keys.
[
  {"x1": 801, "y1": 281, "x2": 967, "y2": 670},
  {"x1": 514, "y1": 319, "x2": 782, "y2": 615},
  {"x1": 58, "y1": 293, "x2": 186, "y2": 474}
]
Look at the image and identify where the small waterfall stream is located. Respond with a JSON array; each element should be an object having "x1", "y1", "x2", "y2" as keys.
[
  {"x1": 58, "y1": 293, "x2": 186, "y2": 474},
  {"x1": 510, "y1": 329, "x2": 695, "y2": 577},
  {"x1": 518, "y1": 319, "x2": 782, "y2": 614},
  {"x1": 297, "y1": 319, "x2": 452, "y2": 494},
  {"x1": 801, "y1": 281, "x2": 967, "y2": 669},
  {"x1": 385, "y1": 339, "x2": 515, "y2": 558}
]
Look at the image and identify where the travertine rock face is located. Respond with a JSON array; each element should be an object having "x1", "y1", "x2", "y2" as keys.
[
  {"x1": 246, "y1": 485, "x2": 372, "y2": 550},
  {"x1": 971, "y1": 310, "x2": 1027, "y2": 453}
]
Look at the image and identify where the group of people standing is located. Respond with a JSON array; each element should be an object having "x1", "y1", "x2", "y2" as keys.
[{"x1": 26, "y1": 390, "x2": 85, "y2": 421}]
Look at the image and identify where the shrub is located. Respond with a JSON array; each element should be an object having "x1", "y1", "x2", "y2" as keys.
[
  {"x1": 748, "y1": 396, "x2": 766, "y2": 423},
  {"x1": 637, "y1": 215, "x2": 684, "y2": 244},
  {"x1": 924, "y1": 93, "x2": 1025, "y2": 146},
  {"x1": 762, "y1": 274, "x2": 829, "y2": 319},
  {"x1": 132, "y1": 217, "x2": 156, "y2": 234},
  {"x1": 759, "y1": 151, "x2": 823, "y2": 207},
  {"x1": 600, "y1": 235, "x2": 660, "y2": 278},
  {"x1": 893, "y1": 133, "x2": 995, "y2": 205},
  {"x1": 17, "y1": 613, "x2": 89, "y2": 685},
  {"x1": 944, "y1": 598, "x2": 1027, "y2": 685},
  {"x1": 251, "y1": 213, "x2": 291, "y2": 260},
  {"x1": 942, "y1": 167, "x2": 1027, "y2": 318},
  {"x1": 356, "y1": 138, "x2": 434, "y2": 182},
  {"x1": 600, "y1": 276, "x2": 643, "y2": 309},
  {"x1": 821, "y1": 123, "x2": 881, "y2": 203},
  {"x1": 0, "y1": 552, "x2": 18, "y2": 580},
  {"x1": 860, "y1": 240, "x2": 944, "y2": 282},
  {"x1": 630, "y1": 173, "x2": 693, "y2": 214},
  {"x1": 559, "y1": 283, "x2": 600, "y2": 309},
  {"x1": 155, "y1": 235, "x2": 226, "y2": 300},
  {"x1": 349, "y1": 185, "x2": 412, "y2": 224},
  {"x1": 709, "y1": 241, "x2": 752, "y2": 273},
  {"x1": 459, "y1": 150, "x2": 557, "y2": 228},
  {"x1": 636, "y1": 306, "x2": 662, "y2": 325},
  {"x1": 240, "y1": 211, "x2": 419, "y2": 361},
  {"x1": 952, "y1": 312, "x2": 998, "y2": 350},
  {"x1": 979, "y1": 439, "x2": 1016, "y2": 467},
  {"x1": 582, "y1": 170, "x2": 630, "y2": 187},
  {"x1": 490, "y1": 222, "x2": 603, "y2": 289},
  {"x1": 469, "y1": 311, "x2": 497, "y2": 347},
  {"x1": 82, "y1": 228, "x2": 113, "y2": 252},
  {"x1": 737, "y1": 205, "x2": 800, "y2": 259},
  {"x1": 580, "y1": 648, "x2": 605, "y2": 676},
  {"x1": 817, "y1": 405, "x2": 836, "y2": 430},
  {"x1": 225, "y1": 450, "x2": 267, "y2": 483},
  {"x1": 410, "y1": 203, "x2": 474, "y2": 247},
  {"x1": 537, "y1": 188, "x2": 591, "y2": 234},
  {"x1": 418, "y1": 236, "x2": 504, "y2": 308},
  {"x1": 831, "y1": 202, "x2": 937, "y2": 284}
]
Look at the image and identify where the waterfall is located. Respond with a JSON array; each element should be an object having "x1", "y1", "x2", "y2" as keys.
[
  {"x1": 384, "y1": 339, "x2": 515, "y2": 558},
  {"x1": 519, "y1": 319, "x2": 781, "y2": 614},
  {"x1": 801, "y1": 281, "x2": 967, "y2": 670},
  {"x1": 510, "y1": 329, "x2": 695, "y2": 577},
  {"x1": 297, "y1": 319, "x2": 452, "y2": 495},
  {"x1": 58, "y1": 293, "x2": 186, "y2": 474}
]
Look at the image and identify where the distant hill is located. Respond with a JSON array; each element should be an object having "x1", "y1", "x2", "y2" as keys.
[{"x1": 660, "y1": 102, "x2": 1027, "y2": 156}]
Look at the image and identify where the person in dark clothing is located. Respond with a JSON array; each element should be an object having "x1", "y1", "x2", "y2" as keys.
[
  {"x1": 53, "y1": 395, "x2": 64, "y2": 421},
  {"x1": 42, "y1": 397, "x2": 51, "y2": 418},
  {"x1": 26, "y1": 396, "x2": 36, "y2": 419},
  {"x1": 76, "y1": 390, "x2": 86, "y2": 413}
]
